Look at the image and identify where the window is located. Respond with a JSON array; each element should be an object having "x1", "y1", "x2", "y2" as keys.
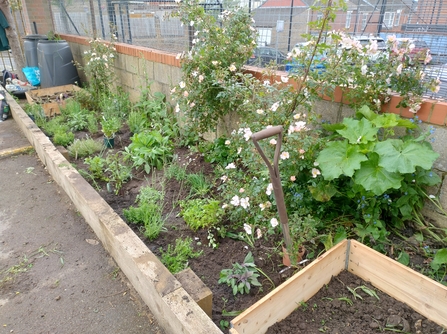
[
  {"x1": 346, "y1": 11, "x2": 352, "y2": 28},
  {"x1": 316, "y1": 12, "x2": 323, "y2": 21},
  {"x1": 362, "y1": 13, "x2": 369, "y2": 30},
  {"x1": 257, "y1": 28, "x2": 272, "y2": 46},
  {"x1": 383, "y1": 12, "x2": 395, "y2": 28},
  {"x1": 394, "y1": 9, "x2": 402, "y2": 26}
]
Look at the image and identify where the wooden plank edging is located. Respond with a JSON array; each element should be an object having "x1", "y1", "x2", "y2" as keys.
[
  {"x1": 230, "y1": 239, "x2": 447, "y2": 334},
  {"x1": 7, "y1": 94, "x2": 222, "y2": 334},
  {"x1": 230, "y1": 240, "x2": 348, "y2": 334},
  {"x1": 348, "y1": 240, "x2": 447, "y2": 327}
]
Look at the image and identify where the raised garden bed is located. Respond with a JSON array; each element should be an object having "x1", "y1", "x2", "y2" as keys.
[
  {"x1": 25, "y1": 84, "x2": 82, "y2": 117},
  {"x1": 230, "y1": 239, "x2": 447, "y2": 334},
  {"x1": 8, "y1": 95, "x2": 447, "y2": 334}
]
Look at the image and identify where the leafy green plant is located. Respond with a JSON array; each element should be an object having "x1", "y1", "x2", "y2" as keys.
[
  {"x1": 84, "y1": 156, "x2": 107, "y2": 181},
  {"x1": 67, "y1": 137, "x2": 103, "y2": 159},
  {"x1": 171, "y1": 0, "x2": 257, "y2": 134},
  {"x1": 24, "y1": 103, "x2": 46, "y2": 128},
  {"x1": 127, "y1": 109, "x2": 149, "y2": 134},
  {"x1": 219, "y1": 320, "x2": 230, "y2": 331},
  {"x1": 179, "y1": 198, "x2": 223, "y2": 231},
  {"x1": 100, "y1": 116, "x2": 122, "y2": 139},
  {"x1": 104, "y1": 152, "x2": 132, "y2": 195},
  {"x1": 218, "y1": 251, "x2": 262, "y2": 295},
  {"x1": 75, "y1": 36, "x2": 118, "y2": 101},
  {"x1": 61, "y1": 99, "x2": 94, "y2": 132},
  {"x1": 160, "y1": 237, "x2": 202, "y2": 274},
  {"x1": 313, "y1": 107, "x2": 441, "y2": 246},
  {"x1": 165, "y1": 162, "x2": 187, "y2": 181},
  {"x1": 53, "y1": 130, "x2": 74, "y2": 147},
  {"x1": 41, "y1": 116, "x2": 69, "y2": 137},
  {"x1": 125, "y1": 130, "x2": 173, "y2": 172},
  {"x1": 347, "y1": 285, "x2": 380, "y2": 301},
  {"x1": 429, "y1": 249, "x2": 447, "y2": 285},
  {"x1": 186, "y1": 172, "x2": 212, "y2": 197},
  {"x1": 124, "y1": 185, "x2": 165, "y2": 240}
]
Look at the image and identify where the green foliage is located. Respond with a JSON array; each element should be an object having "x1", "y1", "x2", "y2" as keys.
[
  {"x1": 76, "y1": 36, "x2": 118, "y2": 100},
  {"x1": 164, "y1": 162, "x2": 187, "y2": 181},
  {"x1": 67, "y1": 138, "x2": 103, "y2": 159},
  {"x1": 124, "y1": 186, "x2": 165, "y2": 240},
  {"x1": 201, "y1": 137, "x2": 239, "y2": 166},
  {"x1": 61, "y1": 99, "x2": 96, "y2": 132},
  {"x1": 322, "y1": 33, "x2": 440, "y2": 113},
  {"x1": 24, "y1": 104, "x2": 46, "y2": 128},
  {"x1": 179, "y1": 198, "x2": 224, "y2": 231},
  {"x1": 100, "y1": 116, "x2": 122, "y2": 139},
  {"x1": 218, "y1": 251, "x2": 262, "y2": 295},
  {"x1": 347, "y1": 285, "x2": 380, "y2": 301},
  {"x1": 312, "y1": 108, "x2": 441, "y2": 246},
  {"x1": 104, "y1": 152, "x2": 132, "y2": 195},
  {"x1": 186, "y1": 172, "x2": 212, "y2": 197},
  {"x1": 429, "y1": 249, "x2": 447, "y2": 284},
  {"x1": 84, "y1": 156, "x2": 107, "y2": 180},
  {"x1": 125, "y1": 130, "x2": 173, "y2": 172},
  {"x1": 127, "y1": 110, "x2": 149, "y2": 134},
  {"x1": 41, "y1": 116, "x2": 69, "y2": 137},
  {"x1": 53, "y1": 130, "x2": 75, "y2": 147},
  {"x1": 171, "y1": 0, "x2": 258, "y2": 133},
  {"x1": 160, "y1": 237, "x2": 203, "y2": 274}
]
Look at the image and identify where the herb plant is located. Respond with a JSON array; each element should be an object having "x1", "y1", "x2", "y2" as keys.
[
  {"x1": 160, "y1": 237, "x2": 203, "y2": 274},
  {"x1": 125, "y1": 130, "x2": 173, "y2": 172},
  {"x1": 179, "y1": 198, "x2": 223, "y2": 231},
  {"x1": 218, "y1": 251, "x2": 262, "y2": 295}
]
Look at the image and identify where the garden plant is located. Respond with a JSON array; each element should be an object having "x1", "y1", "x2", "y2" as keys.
[{"x1": 26, "y1": 0, "x2": 447, "y2": 329}]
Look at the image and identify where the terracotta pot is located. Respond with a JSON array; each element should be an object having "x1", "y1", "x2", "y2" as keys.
[{"x1": 282, "y1": 245, "x2": 306, "y2": 267}]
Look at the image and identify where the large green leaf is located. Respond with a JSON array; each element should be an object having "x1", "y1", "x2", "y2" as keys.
[
  {"x1": 337, "y1": 118, "x2": 377, "y2": 144},
  {"x1": 374, "y1": 139, "x2": 440, "y2": 174},
  {"x1": 308, "y1": 182, "x2": 337, "y2": 202},
  {"x1": 355, "y1": 105, "x2": 377, "y2": 121},
  {"x1": 317, "y1": 140, "x2": 368, "y2": 180},
  {"x1": 354, "y1": 153, "x2": 403, "y2": 195},
  {"x1": 371, "y1": 113, "x2": 400, "y2": 128},
  {"x1": 430, "y1": 249, "x2": 447, "y2": 271}
]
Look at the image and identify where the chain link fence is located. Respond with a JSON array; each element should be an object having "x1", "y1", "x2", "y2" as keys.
[{"x1": 49, "y1": 0, "x2": 447, "y2": 99}]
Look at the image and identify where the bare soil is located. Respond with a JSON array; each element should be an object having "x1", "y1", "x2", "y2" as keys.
[
  {"x1": 71, "y1": 127, "x2": 446, "y2": 332},
  {"x1": 266, "y1": 270, "x2": 445, "y2": 334}
]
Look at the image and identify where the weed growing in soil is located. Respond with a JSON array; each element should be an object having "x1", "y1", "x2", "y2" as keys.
[
  {"x1": 124, "y1": 185, "x2": 166, "y2": 240},
  {"x1": 179, "y1": 198, "x2": 224, "y2": 231},
  {"x1": 160, "y1": 237, "x2": 202, "y2": 274}
]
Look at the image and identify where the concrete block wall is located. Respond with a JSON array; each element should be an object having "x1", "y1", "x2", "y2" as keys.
[{"x1": 62, "y1": 34, "x2": 447, "y2": 228}]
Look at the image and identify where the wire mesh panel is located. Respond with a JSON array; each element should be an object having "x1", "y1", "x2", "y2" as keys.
[{"x1": 49, "y1": 0, "x2": 447, "y2": 99}]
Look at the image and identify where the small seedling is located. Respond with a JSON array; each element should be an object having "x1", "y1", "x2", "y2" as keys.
[
  {"x1": 160, "y1": 237, "x2": 203, "y2": 274},
  {"x1": 337, "y1": 297, "x2": 353, "y2": 306},
  {"x1": 298, "y1": 300, "x2": 308, "y2": 311},
  {"x1": 347, "y1": 285, "x2": 380, "y2": 301},
  {"x1": 219, "y1": 320, "x2": 230, "y2": 330}
]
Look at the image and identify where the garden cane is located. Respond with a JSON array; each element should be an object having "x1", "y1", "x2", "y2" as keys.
[{"x1": 251, "y1": 126, "x2": 292, "y2": 264}]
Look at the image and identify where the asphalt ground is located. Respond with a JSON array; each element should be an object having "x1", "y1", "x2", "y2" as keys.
[{"x1": 0, "y1": 113, "x2": 164, "y2": 333}]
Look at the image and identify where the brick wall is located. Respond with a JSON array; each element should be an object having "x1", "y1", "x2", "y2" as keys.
[{"x1": 22, "y1": 0, "x2": 54, "y2": 35}]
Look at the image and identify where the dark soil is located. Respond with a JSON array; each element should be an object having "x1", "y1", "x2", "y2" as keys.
[
  {"x1": 266, "y1": 270, "x2": 445, "y2": 334},
  {"x1": 70, "y1": 127, "x2": 446, "y2": 332}
]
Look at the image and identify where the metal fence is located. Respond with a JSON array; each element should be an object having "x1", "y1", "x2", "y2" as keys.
[{"x1": 48, "y1": 0, "x2": 447, "y2": 100}]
